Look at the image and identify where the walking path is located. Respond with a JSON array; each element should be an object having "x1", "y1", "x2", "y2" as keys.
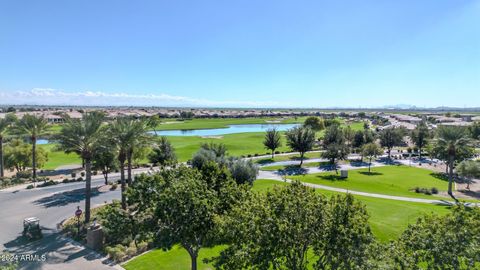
[{"x1": 257, "y1": 157, "x2": 480, "y2": 207}]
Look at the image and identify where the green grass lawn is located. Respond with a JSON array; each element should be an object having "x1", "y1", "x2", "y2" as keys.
[
  {"x1": 123, "y1": 179, "x2": 451, "y2": 270},
  {"x1": 39, "y1": 144, "x2": 82, "y2": 170},
  {"x1": 254, "y1": 151, "x2": 321, "y2": 164},
  {"x1": 290, "y1": 165, "x2": 451, "y2": 200}
]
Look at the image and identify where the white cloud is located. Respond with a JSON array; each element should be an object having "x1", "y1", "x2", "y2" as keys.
[{"x1": 0, "y1": 88, "x2": 280, "y2": 108}]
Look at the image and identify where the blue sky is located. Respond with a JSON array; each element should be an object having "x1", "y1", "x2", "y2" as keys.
[{"x1": 0, "y1": 0, "x2": 478, "y2": 108}]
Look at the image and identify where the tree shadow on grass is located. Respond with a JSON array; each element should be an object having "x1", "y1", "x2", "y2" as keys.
[
  {"x1": 349, "y1": 161, "x2": 370, "y2": 167},
  {"x1": 358, "y1": 171, "x2": 383, "y2": 176},
  {"x1": 430, "y1": 172, "x2": 451, "y2": 183},
  {"x1": 33, "y1": 187, "x2": 104, "y2": 208},
  {"x1": 315, "y1": 174, "x2": 347, "y2": 182},
  {"x1": 256, "y1": 158, "x2": 274, "y2": 165},
  {"x1": 277, "y1": 165, "x2": 308, "y2": 176}
]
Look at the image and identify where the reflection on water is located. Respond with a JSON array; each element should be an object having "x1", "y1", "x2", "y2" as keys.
[{"x1": 152, "y1": 123, "x2": 300, "y2": 137}]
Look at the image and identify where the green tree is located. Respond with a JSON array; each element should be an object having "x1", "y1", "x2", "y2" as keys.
[
  {"x1": 379, "y1": 127, "x2": 404, "y2": 159},
  {"x1": 212, "y1": 181, "x2": 328, "y2": 270},
  {"x1": 55, "y1": 111, "x2": 105, "y2": 222},
  {"x1": 148, "y1": 136, "x2": 177, "y2": 167},
  {"x1": 433, "y1": 126, "x2": 473, "y2": 199},
  {"x1": 263, "y1": 128, "x2": 282, "y2": 158},
  {"x1": 147, "y1": 115, "x2": 161, "y2": 135},
  {"x1": 225, "y1": 157, "x2": 258, "y2": 185},
  {"x1": 12, "y1": 114, "x2": 49, "y2": 184},
  {"x1": 92, "y1": 143, "x2": 118, "y2": 185},
  {"x1": 362, "y1": 143, "x2": 383, "y2": 173},
  {"x1": 154, "y1": 167, "x2": 218, "y2": 270},
  {"x1": 285, "y1": 127, "x2": 316, "y2": 166},
  {"x1": 314, "y1": 194, "x2": 373, "y2": 270},
  {"x1": 4, "y1": 139, "x2": 48, "y2": 172},
  {"x1": 456, "y1": 160, "x2": 480, "y2": 190},
  {"x1": 395, "y1": 206, "x2": 480, "y2": 269},
  {"x1": 303, "y1": 116, "x2": 325, "y2": 132},
  {"x1": 200, "y1": 142, "x2": 227, "y2": 158},
  {"x1": 126, "y1": 119, "x2": 150, "y2": 186},
  {"x1": 108, "y1": 117, "x2": 139, "y2": 209},
  {"x1": 322, "y1": 124, "x2": 349, "y2": 171},
  {"x1": 411, "y1": 121, "x2": 430, "y2": 159}
]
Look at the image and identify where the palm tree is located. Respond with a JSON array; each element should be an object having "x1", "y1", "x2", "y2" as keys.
[
  {"x1": 0, "y1": 119, "x2": 10, "y2": 178},
  {"x1": 108, "y1": 117, "x2": 146, "y2": 209},
  {"x1": 433, "y1": 126, "x2": 472, "y2": 200},
  {"x1": 55, "y1": 111, "x2": 105, "y2": 223},
  {"x1": 126, "y1": 119, "x2": 150, "y2": 186},
  {"x1": 13, "y1": 114, "x2": 48, "y2": 184}
]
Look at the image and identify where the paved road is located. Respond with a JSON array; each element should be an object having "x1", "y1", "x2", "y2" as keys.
[{"x1": 0, "y1": 172, "x2": 134, "y2": 269}]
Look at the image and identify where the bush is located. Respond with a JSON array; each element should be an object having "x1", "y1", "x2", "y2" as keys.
[
  {"x1": 71, "y1": 172, "x2": 76, "y2": 178},
  {"x1": 431, "y1": 187, "x2": 439, "y2": 194},
  {"x1": 38, "y1": 180, "x2": 57, "y2": 187},
  {"x1": 80, "y1": 171, "x2": 85, "y2": 177},
  {"x1": 26, "y1": 184, "x2": 34, "y2": 189},
  {"x1": 137, "y1": 241, "x2": 149, "y2": 253},
  {"x1": 254, "y1": 153, "x2": 259, "y2": 157},
  {"x1": 106, "y1": 245, "x2": 127, "y2": 262},
  {"x1": 110, "y1": 183, "x2": 118, "y2": 190},
  {"x1": 247, "y1": 154, "x2": 252, "y2": 158},
  {"x1": 62, "y1": 178, "x2": 70, "y2": 183},
  {"x1": 93, "y1": 171, "x2": 98, "y2": 176},
  {"x1": 275, "y1": 151, "x2": 280, "y2": 154},
  {"x1": 77, "y1": 177, "x2": 83, "y2": 181},
  {"x1": 126, "y1": 243, "x2": 137, "y2": 257},
  {"x1": 16, "y1": 171, "x2": 32, "y2": 179},
  {"x1": 414, "y1": 187, "x2": 420, "y2": 193}
]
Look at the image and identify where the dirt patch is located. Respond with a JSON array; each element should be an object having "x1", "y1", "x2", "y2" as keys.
[{"x1": 200, "y1": 135, "x2": 223, "y2": 139}]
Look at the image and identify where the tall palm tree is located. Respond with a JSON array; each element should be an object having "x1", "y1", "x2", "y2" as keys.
[
  {"x1": 13, "y1": 114, "x2": 48, "y2": 184},
  {"x1": 126, "y1": 119, "x2": 150, "y2": 186},
  {"x1": 0, "y1": 118, "x2": 10, "y2": 178},
  {"x1": 434, "y1": 126, "x2": 472, "y2": 200},
  {"x1": 55, "y1": 111, "x2": 105, "y2": 223},
  {"x1": 108, "y1": 117, "x2": 140, "y2": 210}
]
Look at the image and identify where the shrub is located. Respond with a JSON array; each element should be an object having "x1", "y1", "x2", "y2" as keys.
[
  {"x1": 126, "y1": 243, "x2": 137, "y2": 257},
  {"x1": 26, "y1": 184, "x2": 34, "y2": 189},
  {"x1": 254, "y1": 153, "x2": 259, "y2": 157},
  {"x1": 110, "y1": 183, "x2": 118, "y2": 190},
  {"x1": 62, "y1": 178, "x2": 70, "y2": 183},
  {"x1": 431, "y1": 187, "x2": 439, "y2": 194},
  {"x1": 247, "y1": 154, "x2": 252, "y2": 158},
  {"x1": 106, "y1": 245, "x2": 127, "y2": 262},
  {"x1": 93, "y1": 171, "x2": 98, "y2": 176},
  {"x1": 71, "y1": 172, "x2": 76, "y2": 178},
  {"x1": 38, "y1": 180, "x2": 57, "y2": 187},
  {"x1": 137, "y1": 241, "x2": 149, "y2": 253},
  {"x1": 77, "y1": 177, "x2": 83, "y2": 181},
  {"x1": 16, "y1": 171, "x2": 32, "y2": 179},
  {"x1": 80, "y1": 171, "x2": 85, "y2": 177},
  {"x1": 275, "y1": 151, "x2": 280, "y2": 154},
  {"x1": 414, "y1": 187, "x2": 421, "y2": 193}
]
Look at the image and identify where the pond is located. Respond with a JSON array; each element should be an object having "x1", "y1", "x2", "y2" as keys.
[{"x1": 151, "y1": 123, "x2": 300, "y2": 137}]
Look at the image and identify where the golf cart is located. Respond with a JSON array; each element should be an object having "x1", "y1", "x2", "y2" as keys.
[{"x1": 22, "y1": 217, "x2": 43, "y2": 240}]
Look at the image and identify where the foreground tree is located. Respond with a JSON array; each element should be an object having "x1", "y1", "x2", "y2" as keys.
[
  {"x1": 12, "y1": 114, "x2": 48, "y2": 184},
  {"x1": 225, "y1": 157, "x2": 258, "y2": 185},
  {"x1": 126, "y1": 119, "x2": 150, "y2": 185},
  {"x1": 379, "y1": 127, "x2": 404, "y2": 159},
  {"x1": 155, "y1": 168, "x2": 218, "y2": 270},
  {"x1": 285, "y1": 127, "x2": 315, "y2": 166},
  {"x1": 314, "y1": 194, "x2": 373, "y2": 269},
  {"x1": 394, "y1": 206, "x2": 480, "y2": 269},
  {"x1": 56, "y1": 111, "x2": 105, "y2": 222},
  {"x1": 303, "y1": 116, "x2": 325, "y2": 132},
  {"x1": 411, "y1": 121, "x2": 430, "y2": 159},
  {"x1": 212, "y1": 181, "x2": 327, "y2": 270},
  {"x1": 362, "y1": 143, "x2": 383, "y2": 173},
  {"x1": 148, "y1": 136, "x2": 177, "y2": 167},
  {"x1": 263, "y1": 128, "x2": 282, "y2": 158},
  {"x1": 457, "y1": 160, "x2": 480, "y2": 190},
  {"x1": 433, "y1": 126, "x2": 473, "y2": 199}
]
